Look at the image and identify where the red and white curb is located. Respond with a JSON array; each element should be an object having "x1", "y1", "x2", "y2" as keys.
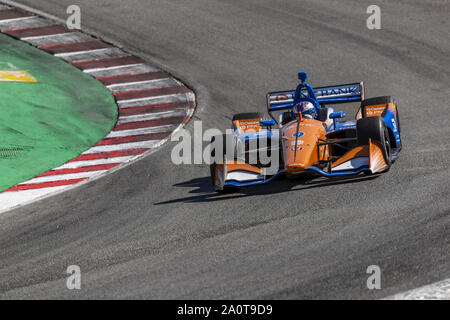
[{"x1": 0, "y1": 4, "x2": 195, "y2": 213}]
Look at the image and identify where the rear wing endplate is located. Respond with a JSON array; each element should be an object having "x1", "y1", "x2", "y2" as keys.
[{"x1": 267, "y1": 82, "x2": 364, "y2": 112}]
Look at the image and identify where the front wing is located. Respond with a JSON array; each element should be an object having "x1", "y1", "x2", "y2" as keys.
[{"x1": 213, "y1": 139, "x2": 388, "y2": 189}]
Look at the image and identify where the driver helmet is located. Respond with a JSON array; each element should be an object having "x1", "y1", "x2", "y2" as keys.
[{"x1": 294, "y1": 101, "x2": 317, "y2": 119}]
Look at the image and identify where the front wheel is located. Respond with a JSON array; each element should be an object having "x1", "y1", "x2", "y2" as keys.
[
  {"x1": 357, "y1": 116, "x2": 392, "y2": 171},
  {"x1": 209, "y1": 134, "x2": 239, "y2": 192}
]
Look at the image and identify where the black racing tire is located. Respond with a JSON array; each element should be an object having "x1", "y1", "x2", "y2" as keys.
[
  {"x1": 210, "y1": 134, "x2": 238, "y2": 190},
  {"x1": 356, "y1": 116, "x2": 392, "y2": 168},
  {"x1": 217, "y1": 186, "x2": 239, "y2": 193},
  {"x1": 361, "y1": 95, "x2": 401, "y2": 142},
  {"x1": 232, "y1": 112, "x2": 263, "y2": 121},
  {"x1": 210, "y1": 162, "x2": 216, "y2": 185},
  {"x1": 210, "y1": 134, "x2": 225, "y2": 187},
  {"x1": 209, "y1": 161, "x2": 238, "y2": 193}
]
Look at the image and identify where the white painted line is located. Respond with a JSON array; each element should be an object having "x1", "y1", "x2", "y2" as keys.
[
  {"x1": 20, "y1": 170, "x2": 108, "y2": 185},
  {"x1": 0, "y1": 185, "x2": 69, "y2": 212},
  {"x1": 50, "y1": 48, "x2": 113, "y2": 57},
  {"x1": 56, "y1": 47, "x2": 128, "y2": 63},
  {"x1": 0, "y1": 16, "x2": 48, "y2": 30},
  {"x1": 21, "y1": 32, "x2": 71, "y2": 41},
  {"x1": 106, "y1": 125, "x2": 176, "y2": 138},
  {"x1": 82, "y1": 140, "x2": 161, "y2": 154},
  {"x1": 83, "y1": 63, "x2": 143, "y2": 74},
  {"x1": 0, "y1": 16, "x2": 34, "y2": 24},
  {"x1": 54, "y1": 156, "x2": 133, "y2": 169},
  {"x1": 116, "y1": 93, "x2": 189, "y2": 105},
  {"x1": 87, "y1": 64, "x2": 157, "y2": 78},
  {"x1": 54, "y1": 47, "x2": 110, "y2": 58},
  {"x1": 106, "y1": 78, "x2": 171, "y2": 89},
  {"x1": 22, "y1": 32, "x2": 93, "y2": 47},
  {"x1": 117, "y1": 93, "x2": 192, "y2": 109},
  {"x1": 117, "y1": 109, "x2": 187, "y2": 124},
  {"x1": 384, "y1": 279, "x2": 450, "y2": 300},
  {"x1": 107, "y1": 78, "x2": 177, "y2": 93}
]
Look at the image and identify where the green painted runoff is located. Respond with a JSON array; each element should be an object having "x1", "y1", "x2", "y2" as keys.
[{"x1": 0, "y1": 33, "x2": 117, "y2": 191}]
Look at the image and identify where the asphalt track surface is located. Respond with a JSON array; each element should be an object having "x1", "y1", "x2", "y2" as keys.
[{"x1": 0, "y1": 0, "x2": 449, "y2": 299}]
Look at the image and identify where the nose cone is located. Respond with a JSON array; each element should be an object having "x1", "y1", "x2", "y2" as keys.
[{"x1": 282, "y1": 118, "x2": 324, "y2": 173}]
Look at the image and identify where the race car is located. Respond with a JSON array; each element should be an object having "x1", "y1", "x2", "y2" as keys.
[{"x1": 210, "y1": 72, "x2": 402, "y2": 191}]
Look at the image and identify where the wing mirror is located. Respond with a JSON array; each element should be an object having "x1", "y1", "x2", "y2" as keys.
[
  {"x1": 329, "y1": 111, "x2": 346, "y2": 119},
  {"x1": 329, "y1": 111, "x2": 346, "y2": 128},
  {"x1": 260, "y1": 119, "x2": 276, "y2": 130}
]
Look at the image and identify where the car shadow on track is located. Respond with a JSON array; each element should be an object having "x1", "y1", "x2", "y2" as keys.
[{"x1": 153, "y1": 174, "x2": 379, "y2": 205}]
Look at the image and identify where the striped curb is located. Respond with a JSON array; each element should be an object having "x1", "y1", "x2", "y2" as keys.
[{"x1": 0, "y1": 4, "x2": 195, "y2": 212}]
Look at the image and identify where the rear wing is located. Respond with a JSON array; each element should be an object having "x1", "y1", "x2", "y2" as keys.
[{"x1": 267, "y1": 82, "x2": 364, "y2": 112}]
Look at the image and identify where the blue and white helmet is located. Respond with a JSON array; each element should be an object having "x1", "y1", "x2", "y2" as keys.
[{"x1": 294, "y1": 101, "x2": 317, "y2": 119}]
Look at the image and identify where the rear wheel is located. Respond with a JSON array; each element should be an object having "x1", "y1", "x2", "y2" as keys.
[{"x1": 357, "y1": 116, "x2": 392, "y2": 170}]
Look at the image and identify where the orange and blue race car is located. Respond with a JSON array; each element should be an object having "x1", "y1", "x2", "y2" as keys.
[{"x1": 210, "y1": 72, "x2": 402, "y2": 191}]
